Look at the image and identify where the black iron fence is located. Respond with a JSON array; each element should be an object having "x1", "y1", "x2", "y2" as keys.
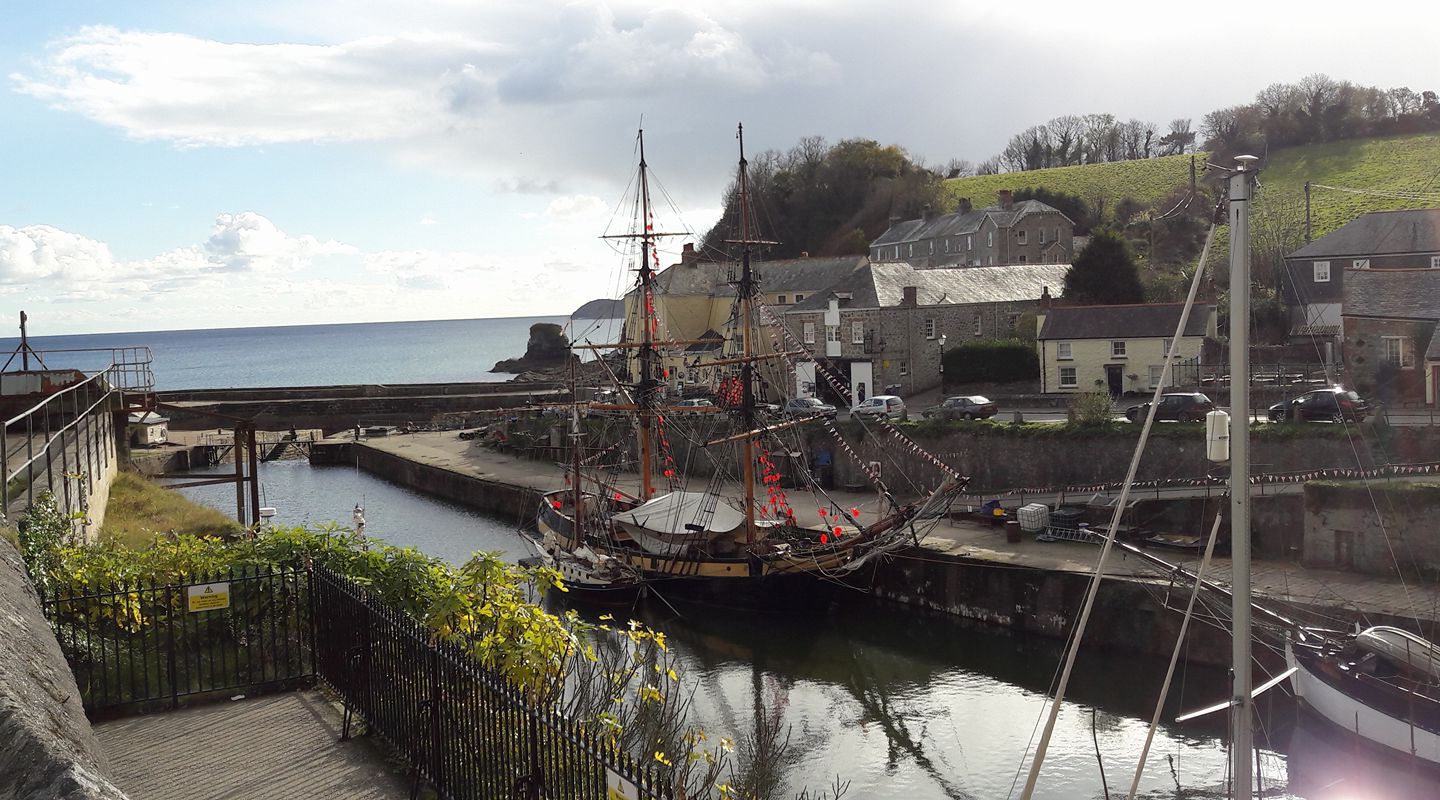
[
  {"x1": 43, "y1": 564, "x2": 673, "y2": 798},
  {"x1": 311, "y1": 566, "x2": 672, "y2": 800},
  {"x1": 40, "y1": 566, "x2": 313, "y2": 719}
]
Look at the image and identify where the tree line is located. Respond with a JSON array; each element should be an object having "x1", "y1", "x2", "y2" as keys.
[{"x1": 976, "y1": 73, "x2": 1440, "y2": 175}]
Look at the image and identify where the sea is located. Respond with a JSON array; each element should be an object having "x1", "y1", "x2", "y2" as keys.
[{"x1": 0, "y1": 315, "x2": 624, "y2": 391}]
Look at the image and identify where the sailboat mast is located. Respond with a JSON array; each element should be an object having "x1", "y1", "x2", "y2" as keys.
[
  {"x1": 1228, "y1": 155, "x2": 1258, "y2": 800},
  {"x1": 636, "y1": 130, "x2": 657, "y2": 499},
  {"x1": 736, "y1": 123, "x2": 758, "y2": 543}
]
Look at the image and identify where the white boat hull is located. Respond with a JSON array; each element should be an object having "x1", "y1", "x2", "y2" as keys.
[{"x1": 1287, "y1": 641, "x2": 1440, "y2": 767}]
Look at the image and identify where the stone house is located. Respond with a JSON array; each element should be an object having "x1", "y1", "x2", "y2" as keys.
[
  {"x1": 1036, "y1": 302, "x2": 1217, "y2": 395},
  {"x1": 868, "y1": 190, "x2": 1075, "y2": 268},
  {"x1": 780, "y1": 262, "x2": 1070, "y2": 404},
  {"x1": 1341, "y1": 268, "x2": 1440, "y2": 406},
  {"x1": 1282, "y1": 207, "x2": 1440, "y2": 362}
]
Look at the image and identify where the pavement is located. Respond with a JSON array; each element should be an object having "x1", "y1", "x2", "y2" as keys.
[
  {"x1": 361, "y1": 431, "x2": 1440, "y2": 628},
  {"x1": 94, "y1": 690, "x2": 413, "y2": 800}
]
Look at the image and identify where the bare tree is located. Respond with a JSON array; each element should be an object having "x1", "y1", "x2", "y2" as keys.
[
  {"x1": 1120, "y1": 118, "x2": 1158, "y2": 160},
  {"x1": 1045, "y1": 115, "x2": 1085, "y2": 166},
  {"x1": 944, "y1": 158, "x2": 974, "y2": 178},
  {"x1": 1388, "y1": 86, "x2": 1423, "y2": 116},
  {"x1": 1158, "y1": 118, "x2": 1195, "y2": 155},
  {"x1": 976, "y1": 156, "x2": 1002, "y2": 175}
]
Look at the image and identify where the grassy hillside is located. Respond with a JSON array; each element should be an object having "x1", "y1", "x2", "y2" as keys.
[
  {"x1": 943, "y1": 132, "x2": 1440, "y2": 240},
  {"x1": 1259, "y1": 132, "x2": 1440, "y2": 237},
  {"x1": 102, "y1": 471, "x2": 243, "y2": 548},
  {"x1": 942, "y1": 153, "x2": 1201, "y2": 212}
]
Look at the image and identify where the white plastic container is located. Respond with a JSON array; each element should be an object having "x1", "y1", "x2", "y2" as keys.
[
  {"x1": 1017, "y1": 503, "x2": 1050, "y2": 533},
  {"x1": 1206, "y1": 409, "x2": 1231, "y2": 462}
]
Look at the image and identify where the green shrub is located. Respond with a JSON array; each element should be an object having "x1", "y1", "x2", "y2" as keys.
[
  {"x1": 942, "y1": 339, "x2": 1039, "y2": 383},
  {"x1": 1067, "y1": 390, "x2": 1115, "y2": 427}
]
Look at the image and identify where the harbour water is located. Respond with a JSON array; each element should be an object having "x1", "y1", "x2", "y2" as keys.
[
  {"x1": 171, "y1": 459, "x2": 1440, "y2": 799},
  {"x1": 2, "y1": 315, "x2": 622, "y2": 390}
]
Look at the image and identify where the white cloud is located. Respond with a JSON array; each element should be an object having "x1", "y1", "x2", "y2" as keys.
[
  {"x1": 544, "y1": 194, "x2": 607, "y2": 219},
  {"x1": 0, "y1": 224, "x2": 115, "y2": 284},
  {"x1": 203, "y1": 212, "x2": 356, "y2": 273},
  {"x1": 418, "y1": 217, "x2": 437, "y2": 226}
]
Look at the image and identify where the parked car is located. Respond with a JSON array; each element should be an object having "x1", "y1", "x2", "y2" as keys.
[
  {"x1": 1125, "y1": 392, "x2": 1215, "y2": 422},
  {"x1": 1268, "y1": 387, "x2": 1371, "y2": 423},
  {"x1": 923, "y1": 395, "x2": 998, "y2": 421},
  {"x1": 852, "y1": 395, "x2": 907, "y2": 419},
  {"x1": 783, "y1": 397, "x2": 837, "y2": 417}
]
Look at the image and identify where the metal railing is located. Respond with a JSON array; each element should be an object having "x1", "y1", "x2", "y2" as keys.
[
  {"x1": 44, "y1": 561, "x2": 676, "y2": 798},
  {"x1": 39, "y1": 566, "x2": 313, "y2": 720},
  {"x1": 312, "y1": 566, "x2": 673, "y2": 800},
  {"x1": 2, "y1": 347, "x2": 153, "y2": 522}
]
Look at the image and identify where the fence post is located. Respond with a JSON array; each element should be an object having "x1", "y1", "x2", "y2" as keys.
[
  {"x1": 526, "y1": 709, "x2": 542, "y2": 800},
  {"x1": 167, "y1": 583, "x2": 180, "y2": 709}
]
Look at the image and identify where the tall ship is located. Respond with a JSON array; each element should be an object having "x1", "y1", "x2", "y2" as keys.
[{"x1": 530, "y1": 126, "x2": 964, "y2": 609}]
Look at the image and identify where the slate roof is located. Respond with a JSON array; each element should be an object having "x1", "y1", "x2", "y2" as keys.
[
  {"x1": 650, "y1": 256, "x2": 866, "y2": 296},
  {"x1": 1289, "y1": 208, "x2": 1440, "y2": 259},
  {"x1": 1038, "y1": 303, "x2": 1212, "y2": 340},
  {"x1": 870, "y1": 200, "x2": 1071, "y2": 248},
  {"x1": 1427, "y1": 327, "x2": 1440, "y2": 361},
  {"x1": 785, "y1": 262, "x2": 1069, "y2": 312},
  {"x1": 1343, "y1": 268, "x2": 1440, "y2": 320}
]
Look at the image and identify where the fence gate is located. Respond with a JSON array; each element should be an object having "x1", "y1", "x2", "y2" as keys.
[{"x1": 41, "y1": 566, "x2": 314, "y2": 719}]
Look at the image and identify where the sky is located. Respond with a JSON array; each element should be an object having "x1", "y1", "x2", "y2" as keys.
[{"x1": 2, "y1": 0, "x2": 1434, "y2": 335}]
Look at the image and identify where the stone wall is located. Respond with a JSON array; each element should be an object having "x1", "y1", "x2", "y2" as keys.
[
  {"x1": 1303, "y1": 481, "x2": 1440, "y2": 575},
  {"x1": 0, "y1": 538, "x2": 128, "y2": 799}
]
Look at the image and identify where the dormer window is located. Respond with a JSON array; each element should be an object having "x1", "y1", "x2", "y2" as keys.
[{"x1": 1314, "y1": 261, "x2": 1331, "y2": 283}]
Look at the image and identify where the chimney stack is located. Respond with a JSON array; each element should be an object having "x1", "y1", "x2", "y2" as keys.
[
  {"x1": 957, "y1": 197, "x2": 972, "y2": 214},
  {"x1": 902, "y1": 286, "x2": 918, "y2": 307},
  {"x1": 681, "y1": 242, "x2": 698, "y2": 264},
  {"x1": 1039, "y1": 286, "x2": 1053, "y2": 311},
  {"x1": 998, "y1": 190, "x2": 1014, "y2": 210}
]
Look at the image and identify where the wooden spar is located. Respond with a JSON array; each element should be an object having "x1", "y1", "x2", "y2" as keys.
[
  {"x1": 589, "y1": 403, "x2": 723, "y2": 413},
  {"x1": 572, "y1": 339, "x2": 720, "y2": 350},
  {"x1": 701, "y1": 350, "x2": 805, "y2": 369},
  {"x1": 703, "y1": 415, "x2": 822, "y2": 447}
]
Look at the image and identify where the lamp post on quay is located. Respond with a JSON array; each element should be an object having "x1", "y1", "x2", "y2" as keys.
[{"x1": 938, "y1": 334, "x2": 947, "y2": 392}]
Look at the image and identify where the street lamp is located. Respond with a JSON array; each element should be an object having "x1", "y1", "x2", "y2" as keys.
[{"x1": 938, "y1": 334, "x2": 947, "y2": 391}]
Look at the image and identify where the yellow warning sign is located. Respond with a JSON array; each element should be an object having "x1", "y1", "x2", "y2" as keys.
[
  {"x1": 605, "y1": 768, "x2": 638, "y2": 800},
  {"x1": 186, "y1": 582, "x2": 231, "y2": 612}
]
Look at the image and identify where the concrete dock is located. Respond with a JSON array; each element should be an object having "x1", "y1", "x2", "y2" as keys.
[{"x1": 327, "y1": 430, "x2": 1440, "y2": 665}]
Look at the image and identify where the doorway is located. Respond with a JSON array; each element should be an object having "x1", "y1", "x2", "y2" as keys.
[{"x1": 1104, "y1": 364, "x2": 1123, "y2": 397}]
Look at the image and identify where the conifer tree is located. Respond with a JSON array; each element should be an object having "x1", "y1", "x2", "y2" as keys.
[{"x1": 1063, "y1": 228, "x2": 1145, "y2": 305}]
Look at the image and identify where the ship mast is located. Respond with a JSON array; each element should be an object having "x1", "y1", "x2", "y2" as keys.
[
  {"x1": 735, "y1": 124, "x2": 760, "y2": 542},
  {"x1": 635, "y1": 130, "x2": 659, "y2": 499}
]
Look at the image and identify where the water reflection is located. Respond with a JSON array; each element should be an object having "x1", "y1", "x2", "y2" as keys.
[{"x1": 170, "y1": 459, "x2": 1440, "y2": 799}]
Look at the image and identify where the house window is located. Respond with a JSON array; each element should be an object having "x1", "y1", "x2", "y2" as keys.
[
  {"x1": 1383, "y1": 336, "x2": 1415, "y2": 368},
  {"x1": 1353, "y1": 259, "x2": 1369, "y2": 269},
  {"x1": 1161, "y1": 338, "x2": 1172, "y2": 356},
  {"x1": 944, "y1": 239, "x2": 950, "y2": 253},
  {"x1": 1059, "y1": 367, "x2": 1077, "y2": 388},
  {"x1": 966, "y1": 235, "x2": 973, "y2": 251},
  {"x1": 1149, "y1": 365, "x2": 1165, "y2": 388},
  {"x1": 825, "y1": 325, "x2": 840, "y2": 344},
  {"x1": 794, "y1": 293, "x2": 804, "y2": 302},
  {"x1": 899, "y1": 360, "x2": 908, "y2": 376},
  {"x1": 1056, "y1": 342, "x2": 1073, "y2": 360},
  {"x1": 803, "y1": 322, "x2": 815, "y2": 344},
  {"x1": 1111, "y1": 340, "x2": 1127, "y2": 358},
  {"x1": 687, "y1": 367, "x2": 700, "y2": 384},
  {"x1": 1018, "y1": 255, "x2": 1027, "y2": 263},
  {"x1": 1432, "y1": 256, "x2": 1440, "y2": 269},
  {"x1": 1016, "y1": 230, "x2": 1027, "y2": 245},
  {"x1": 929, "y1": 241, "x2": 935, "y2": 254},
  {"x1": 851, "y1": 322, "x2": 864, "y2": 345},
  {"x1": 908, "y1": 244, "x2": 914, "y2": 257},
  {"x1": 1039, "y1": 229, "x2": 1047, "y2": 244},
  {"x1": 777, "y1": 295, "x2": 787, "y2": 305},
  {"x1": 1314, "y1": 261, "x2": 1331, "y2": 282},
  {"x1": 987, "y1": 230, "x2": 994, "y2": 247},
  {"x1": 924, "y1": 318, "x2": 936, "y2": 339},
  {"x1": 972, "y1": 317, "x2": 982, "y2": 336}
]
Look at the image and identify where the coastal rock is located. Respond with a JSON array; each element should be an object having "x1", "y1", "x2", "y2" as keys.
[
  {"x1": 571, "y1": 298, "x2": 623, "y2": 319},
  {"x1": 491, "y1": 323, "x2": 577, "y2": 374}
]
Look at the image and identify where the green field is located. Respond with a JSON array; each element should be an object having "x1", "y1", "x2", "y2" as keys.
[{"x1": 943, "y1": 132, "x2": 1440, "y2": 240}]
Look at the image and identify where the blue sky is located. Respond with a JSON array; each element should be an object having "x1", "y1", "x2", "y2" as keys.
[{"x1": 2, "y1": 1, "x2": 1434, "y2": 334}]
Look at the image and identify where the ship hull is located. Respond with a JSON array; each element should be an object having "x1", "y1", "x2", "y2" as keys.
[{"x1": 1287, "y1": 640, "x2": 1440, "y2": 767}]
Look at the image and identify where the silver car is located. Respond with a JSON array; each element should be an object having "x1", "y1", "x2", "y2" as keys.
[{"x1": 852, "y1": 395, "x2": 906, "y2": 419}]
